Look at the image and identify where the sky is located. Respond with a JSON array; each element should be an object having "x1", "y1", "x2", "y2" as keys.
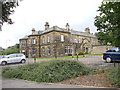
[{"x1": 0, "y1": 0, "x2": 103, "y2": 49}]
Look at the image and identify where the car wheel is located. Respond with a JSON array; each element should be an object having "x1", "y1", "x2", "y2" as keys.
[
  {"x1": 1, "y1": 61, "x2": 7, "y2": 66},
  {"x1": 21, "y1": 59, "x2": 26, "y2": 64},
  {"x1": 106, "y1": 57, "x2": 112, "y2": 63}
]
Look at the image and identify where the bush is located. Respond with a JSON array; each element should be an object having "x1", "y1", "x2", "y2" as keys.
[
  {"x1": 108, "y1": 67, "x2": 120, "y2": 87},
  {"x1": 2, "y1": 60, "x2": 91, "y2": 83}
]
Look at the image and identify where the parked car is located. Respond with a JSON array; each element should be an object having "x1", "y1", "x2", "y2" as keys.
[
  {"x1": 103, "y1": 48, "x2": 120, "y2": 63},
  {"x1": 0, "y1": 53, "x2": 26, "y2": 66},
  {"x1": 0, "y1": 55, "x2": 7, "y2": 59}
]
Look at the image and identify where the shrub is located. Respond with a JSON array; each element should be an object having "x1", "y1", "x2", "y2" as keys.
[
  {"x1": 108, "y1": 67, "x2": 120, "y2": 87},
  {"x1": 2, "y1": 60, "x2": 91, "y2": 83}
]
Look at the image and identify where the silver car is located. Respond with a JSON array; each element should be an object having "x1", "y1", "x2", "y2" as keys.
[{"x1": 0, "y1": 53, "x2": 26, "y2": 66}]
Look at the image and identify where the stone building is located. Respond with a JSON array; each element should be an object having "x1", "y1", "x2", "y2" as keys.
[{"x1": 19, "y1": 22, "x2": 99, "y2": 57}]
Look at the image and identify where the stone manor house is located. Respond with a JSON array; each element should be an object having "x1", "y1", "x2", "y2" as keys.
[{"x1": 19, "y1": 22, "x2": 99, "y2": 57}]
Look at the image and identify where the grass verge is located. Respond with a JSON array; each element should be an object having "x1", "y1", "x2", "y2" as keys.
[
  {"x1": 30, "y1": 55, "x2": 85, "y2": 59},
  {"x1": 2, "y1": 60, "x2": 91, "y2": 83}
]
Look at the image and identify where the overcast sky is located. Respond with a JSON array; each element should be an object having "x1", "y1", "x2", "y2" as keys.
[{"x1": 0, "y1": 0, "x2": 103, "y2": 48}]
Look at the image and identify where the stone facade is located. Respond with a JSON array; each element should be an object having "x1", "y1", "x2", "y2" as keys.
[
  {"x1": 19, "y1": 22, "x2": 99, "y2": 57},
  {"x1": 91, "y1": 45, "x2": 113, "y2": 54}
]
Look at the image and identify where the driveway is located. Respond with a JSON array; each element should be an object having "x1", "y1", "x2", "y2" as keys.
[
  {"x1": 26, "y1": 55, "x2": 118, "y2": 69},
  {"x1": 1, "y1": 55, "x2": 118, "y2": 69}
]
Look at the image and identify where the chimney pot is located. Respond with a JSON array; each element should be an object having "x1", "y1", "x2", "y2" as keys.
[
  {"x1": 66, "y1": 23, "x2": 70, "y2": 31},
  {"x1": 85, "y1": 27, "x2": 90, "y2": 34},
  {"x1": 32, "y1": 28, "x2": 35, "y2": 34},
  {"x1": 45, "y1": 22, "x2": 49, "y2": 30}
]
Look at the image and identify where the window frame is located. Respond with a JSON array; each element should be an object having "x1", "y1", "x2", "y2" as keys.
[
  {"x1": 47, "y1": 35, "x2": 50, "y2": 43},
  {"x1": 32, "y1": 38, "x2": 36, "y2": 44},
  {"x1": 61, "y1": 35, "x2": 64, "y2": 42},
  {"x1": 48, "y1": 47, "x2": 51, "y2": 55},
  {"x1": 21, "y1": 41, "x2": 25, "y2": 48},
  {"x1": 42, "y1": 47, "x2": 45, "y2": 56},
  {"x1": 32, "y1": 48, "x2": 36, "y2": 55},
  {"x1": 42, "y1": 36, "x2": 45, "y2": 44},
  {"x1": 65, "y1": 46, "x2": 72, "y2": 54}
]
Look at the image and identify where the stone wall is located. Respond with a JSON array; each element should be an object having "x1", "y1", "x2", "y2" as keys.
[{"x1": 91, "y1": 45, "x2": 113, "y2": 54}]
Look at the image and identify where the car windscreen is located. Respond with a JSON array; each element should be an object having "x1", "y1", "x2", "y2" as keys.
[
  {"x1": 106, "y1": 48, "x2": 119, "y2": 52},
  {"x1": 0, "y1": 55, "x2": 6, "y2": 59}
]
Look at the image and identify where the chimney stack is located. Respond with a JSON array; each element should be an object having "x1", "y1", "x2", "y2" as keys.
[
  {"x1": 32, "y1": 28, "x2": 36, "y2": 34},
  {"x1": 45, "y1": 22, "x2": 49, "y2": 30},
  {"x1": 85, "y1": 27, "x2": 90, "y2": 34},
  {"x1": 66, "y1": 23, "x2": 70, "y2": 31}
]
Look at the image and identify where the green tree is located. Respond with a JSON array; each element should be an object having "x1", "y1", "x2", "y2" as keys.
[
  {"x1": 0, "y1": 0, "x2": 22, "y2": 26},
  {"x1": 95, "y1": 32, "x2": 113, "y2": 45},
  {"x1": 94, "y1": 1, "x2": 120, "y2": 47},
  {"x1": 0, "y1": 44, "x2": 19, "y2": 55}
]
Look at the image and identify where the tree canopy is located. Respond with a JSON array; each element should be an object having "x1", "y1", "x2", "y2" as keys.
[
  {"x1": 0, "y1": 1, "x2": 19, "y2": 25},
  {"x1": 0, "y1": 44, "x2": 19, "y2": 55},
  {"x1": 0, "y1": 0, "x2": 22, "y2": 31},
  {"x1": 94, "y1": 1, "x2": 120, "y2": 47}
]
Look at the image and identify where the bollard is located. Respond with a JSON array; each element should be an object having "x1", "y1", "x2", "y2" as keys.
[
  {"x1": 77, "y1": 55, "x2": 78, "y2": 61},
  {"x1": 113, "y1": 60, "x2": 115, "y2": 67},
  {"x1": 34, "y1": 58, "x2": 36, "y2": 63}
]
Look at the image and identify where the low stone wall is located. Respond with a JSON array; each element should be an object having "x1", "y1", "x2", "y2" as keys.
[{"x1": 91, "y1": 45, "x2": 113, "y2": 54}]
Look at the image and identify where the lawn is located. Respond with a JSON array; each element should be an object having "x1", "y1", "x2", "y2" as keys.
[{"x1": 30, "y1": 55, "x2": 85, "y2": 59}]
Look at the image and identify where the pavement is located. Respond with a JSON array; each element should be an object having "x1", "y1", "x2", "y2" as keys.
[
  {"x1": 1, "y1": 76, "x2": 99, "y2": 88},
  {"x1": 1, "y1": 76, "x2": 119, "y2": 89}
]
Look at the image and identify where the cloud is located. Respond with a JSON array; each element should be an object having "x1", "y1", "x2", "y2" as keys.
[{"x1": 0, "y1": 0, "x2": 102, "y2": 48}]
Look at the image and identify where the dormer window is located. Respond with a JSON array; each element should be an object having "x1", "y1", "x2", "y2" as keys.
[{"x1": 61, "y1": 35, "x2": 64, "y2": 42}]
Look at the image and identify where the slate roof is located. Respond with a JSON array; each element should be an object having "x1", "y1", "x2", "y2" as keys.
[
  {"x1": 40, "y1": 26, "x2": 68, "y2": 34},
  {"x1": 20, "y1": 26, "x2": 96, "y2": 39},
  {"x1": 70, "y1": 30, "x2": 96, "y2": 37},
  {"x1": 20, "y1": 35, "x2": 28, "y2": 40}
]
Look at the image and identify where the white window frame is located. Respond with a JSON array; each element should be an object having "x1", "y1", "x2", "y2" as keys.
[
  {"x1": 65, "y1": 46, "x2": 72, "y2": 54},
  {"x1": 42, "y1": 36, "x2": 45, "y2": 44},
  {"x1": 21, "y1": 42, "x2": 25, "y2": 48},
  {"x1": 42, "y1": 47, "x2": 45, "y2": 56},
  {"x1": 32, "y1": 48, "x2": 36, "y2": 55},
  {"x1": 74, "y1": 39, "x2": 77, "y2": 43},
  {"x1": 47, "y1": 35, "x2": 50, "y2": 43},
  {"x1": 32, "y1": 38, "x2": 36, "y2": 44},
  {"x1": 78, "y1": 39, "x2": 81, "y2": 43},
  {"x1": 61, "y1": 35, "x2": 64, "y2": 42},
  {"x1": 48, "y1": 47, "x2": 51, "y2": 55}
]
